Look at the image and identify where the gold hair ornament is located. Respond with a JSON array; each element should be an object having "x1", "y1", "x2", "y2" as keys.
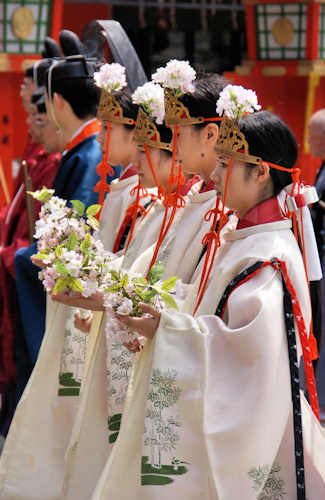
[
  {"x1": 134, "y1": 107, "x2": 172, "y2": 152},
  {"x1": 97, "y1": 89, "x2": 135, "y2": 125},
  {"x1": 215, "y1": 116, "x2": 261, "y2": 165},
  {"x1": 164, "y1": 89, "x2": 204, "y2": 127}
]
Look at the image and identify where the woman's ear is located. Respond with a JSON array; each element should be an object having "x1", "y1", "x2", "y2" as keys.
[
  {"x1": 204, "y1": 123, "x2": 219, "y2": 146},
  {"x1": 255, "y1": 161, "x2": 270, "y2": 183}
]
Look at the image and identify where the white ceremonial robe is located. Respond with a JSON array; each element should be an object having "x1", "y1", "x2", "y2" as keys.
[
  {"x1": 96, "y1": 171, "x2": 139, "y2": 251},
  {"x1": 61, "y1": 198, "x2": 186, "y2": 500},
  {"x1": 62, "y1": 186, "x2": 231, "y2": 500},
  {"x1": 0, "y1": 173, "x2": 140, "y2": 500},
  {"x1": 129, "y1": 186, "x2": 218, "y2": 281},
  {"x1": 91, "y1": 219, "x2": 325, "y2": 500}
]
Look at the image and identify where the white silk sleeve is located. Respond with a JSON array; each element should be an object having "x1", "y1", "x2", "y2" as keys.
[{"x1": 156, "y1": 266, "x2": 294, "y2": 499}]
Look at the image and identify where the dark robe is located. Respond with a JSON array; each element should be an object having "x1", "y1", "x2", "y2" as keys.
[
  {"x1": 0, "y1": 142, "x2": 60, "y2": 435},
  {"x1": 0, "y1": 142, "x2": 60, "y2": 393}
]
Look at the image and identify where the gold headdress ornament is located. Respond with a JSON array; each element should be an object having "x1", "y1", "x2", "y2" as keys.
[
  {"x1": 97, "y1": 89, "x2": 135, "y2": 125},
  {"x1": 215, "y1": 116, "x2": 261, "y2": 165},
  {"x1": 151, "y1": 59, "x2": 209, "y2": 126},
  {"x1": 134, "y1": 107, "x2": 172, "y2": 152},
  {"x1": 164, "y1": 88, "x2": 204, "y2": 127},
  {"x1": 214, "y1": 84, "x2": 262, "y2": 164}
]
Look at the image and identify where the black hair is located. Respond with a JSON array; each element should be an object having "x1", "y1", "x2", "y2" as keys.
[
  {"x1": 178, "y1": 73, "x2": 229, "y2": 129},
  {"x1": 36, "y1": 59, "x2": 53, "y2": 87},
  {"x1": 46, "y1": 77, "x2": 100, "y2": 119},
  {"x1": 157, "y1": 122, "x2": 172, "y2": 145},
  {"x1": 238, "y1": 111, "x2": 298, "y2": 196},
  {"x1": 114, "y1": 90, "x2": 139, "y2": 130},
  {"x1": 24, "y1": 65, "x2": 34, "y2": 79}
]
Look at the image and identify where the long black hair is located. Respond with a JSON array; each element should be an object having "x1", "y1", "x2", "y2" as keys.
[{"x1": 238, "y1": 111, "x2": 298, "y2": 196}]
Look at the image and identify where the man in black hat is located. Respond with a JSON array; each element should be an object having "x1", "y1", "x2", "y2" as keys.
[{"x1": 13, "y1": 39, "x2": 119, "y2": 396}]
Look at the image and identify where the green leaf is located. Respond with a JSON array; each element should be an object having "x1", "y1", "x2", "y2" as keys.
[
  {"x1": 71, "y1": 199, "x2": 85, "y2": 216},
  {"x1": 119, "y1": 273, "x2": 128, "y2": 288},
  {"x1": 33, "y1": 252, "x2": 49, "y2": 260},
  {"x1": 52, "y1": 277, "x2": 69, "y2": 294},
  {"x1": 80, "y1": 233, "x2": 91, "y2": 253},
  {"x1": 109, "y1": 270, "x2": 120, "y2": 281},
  {"x1": 161, "y1": 275, "x2": 178, "y2": 292},
  {"x1": 67, "y1": 231, "x2": 78, "y2": 251},
  {"x1": 141, "y1": 289, "x2": 157, "y2": 302},
  {"x1": 86, "y1": 204, "x2": 101, "y2": 217},
  {"x1": 83, "y1": 255, "x2": 90, "y2": 267},
  {"x1": 27, "y1": 186, "x2": 54, "y2": 203},
  {"x1": 69, "y1": 277, "x2": 84, "y2": 293},
  {"x1": 132, "y1": 277, "x2": 148, "y2": 286},
  {"x1": 88, "y1": 215, "x2": 100, "y2": 231},
  {"x1": 148, "y1": 261, "x2": 164, "y2": 285},
  {"x1": 134, "y1": 287, "x2": 146, "y2": 297},
  {"x1": 55, "y1": 260, "x2": 69, "y2": 275},
  {"x1": 55, "y1": 244, "x2": 64, "y2": 258},
  {"x1": 160, "y1": 293, "x2": 178, "y2": 310},
  {"x1": 151, "y1": 285, "x2": 163, "y2": 295},
  {"x1": 105, "y1": 283, "x2": 121, "y2": 293}
]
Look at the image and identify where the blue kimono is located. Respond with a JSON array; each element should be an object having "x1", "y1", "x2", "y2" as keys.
[{"x1": 14, "y1": 135, "x2": 119, "y2": 384}]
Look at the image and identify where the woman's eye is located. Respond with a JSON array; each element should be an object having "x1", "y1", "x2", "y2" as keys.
[{"x1": 216, "y1": 159, "x2": 227, "y2": 168}]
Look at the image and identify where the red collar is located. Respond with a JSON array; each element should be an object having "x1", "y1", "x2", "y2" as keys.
[
  {"x1": 180, "y1": 174, "x2": 201, "y2": 195},
  {"x1": 119, "y1": 164, "x2": 138, "y2": 181},
  {"x1": 237, "y1": 197, "x2": 285, "y2": 229},
  {"x1": 200, "y1": 180, "x2": 215, "y2": 193},
  {"x1": 65, "y1": 119, "x2": 100, "y2": 154}
]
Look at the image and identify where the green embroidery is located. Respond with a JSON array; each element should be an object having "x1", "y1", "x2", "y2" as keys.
[
  {"x1": 248, "y1": 464, "x2": 286, "y2": 499},
  {"x1": 142, "y1": 368, "x2": 189, "y2": 486},
  {"x1": 58, "y1": 372, "x2": 81, "y2": 396},
  {"x1": 106, "y1": 342, "x2": 133, "y2": 442},
  {"x1": 58, "y1": 308, "x2": 87, "y2": 396},
  {"x1": 108, "y1": 413, "x2": 122, "y2": 443}
]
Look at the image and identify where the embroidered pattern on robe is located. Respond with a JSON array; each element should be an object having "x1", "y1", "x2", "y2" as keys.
[
  {"x1": 248, "y1": 464, "x2": 286, "y2": 499},
  {"x1": 142, "y1": 368, "x2": 190, "y2": 485},
  {"x1": 58, "y1": 307, "x2": 87, "y2": 396}
]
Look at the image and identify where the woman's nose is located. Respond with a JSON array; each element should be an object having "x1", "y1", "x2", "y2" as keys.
[
  {"x1": 131, "y1": 150, "x2": 141, "y2": 166},
  {"x1": 210, "y1": 166, "x2": 220, "y2": 183}
]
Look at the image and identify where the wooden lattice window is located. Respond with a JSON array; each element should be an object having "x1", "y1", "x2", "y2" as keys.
[
  {"x1": 0, "y1": 0, "x2": 51, "y2": 54},
  {"x1": 256, "y1": 3, "x2": 307, "y2": 60}
]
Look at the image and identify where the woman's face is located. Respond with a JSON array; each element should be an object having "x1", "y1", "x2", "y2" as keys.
[
  {"x1": 174, "y1": 124, "x2": 219, "y2": 181},
  {"x1": 97, "y1": 121, "x2": 137, "y2": 168},
  {"x1": 132, "y1": 146, "x2": 171, "y2": 189},
  {"x1": 211, "y1": 155, "x2": 261, "y2": 218}
]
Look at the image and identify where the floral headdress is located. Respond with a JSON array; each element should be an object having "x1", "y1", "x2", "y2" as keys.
[
  {"x1": 94, "y1": 63, "x2": 135, "y2": 125},
  {"x1": 215, "y1": 85, "x2": 261, "y2": 164},
  {"x1": 132, "y1": 81, "x2": 171, "y2": 152},
  {"x1": 152, "y1": 59, "x2": 199, "y2": 126},
  {"x1": 92, "y1": 63, "x2": 136, "y2": 206}
]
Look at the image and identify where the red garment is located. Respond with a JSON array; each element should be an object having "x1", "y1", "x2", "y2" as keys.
[
  {"x1": 13, "y1": 135, "x2": 45, "y2": 195},
  {"x1": 0, "y1": 144, "x2": 61, "y2": 391},
  {"x1": 0, "y1": 148, "x2": 61, "y2": 276}
]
